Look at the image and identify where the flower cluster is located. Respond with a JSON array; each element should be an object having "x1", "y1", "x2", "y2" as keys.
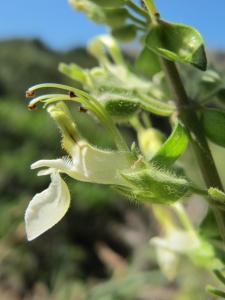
[{"x1": 25, "y1": 82, "x2": 191, "y2": 241}]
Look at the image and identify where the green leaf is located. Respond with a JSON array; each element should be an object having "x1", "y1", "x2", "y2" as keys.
[
  {"x1": 198, "y1": 209, "x2": 221, "y2": 240},
  {"x1": 206, "y1": 285, "x2": 225, "y2": 298},
  {"x1": 145, "y1": 20, "x2": 207, "y2": 71},
  {"x1": 135, "y1": 47, "x2": 161, "y2": 76},
  {"x1": 202, "y1": 108, "x2": 225, "y2": 147},
  {"x1": 88, "y1": 34, "x2": 125, "y2": 66},
  {"x1": 59, "y1": 63, "x2": 86, "y2": 83},
  {"x1": 111, "y1": 24, "x2": 137, "y2": 42},
  {"x1": 150, "y1": 121, "x2": 188, "y2": 167},
  {"x1": 213, "y1": 270, "x2": 225, "y2": 285}
]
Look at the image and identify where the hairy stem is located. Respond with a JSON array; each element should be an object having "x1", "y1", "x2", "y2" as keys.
[
  {"x1": 159, "y1": 58, "x2": 223, "y2": 188},
  {"x1": 159, "y1": 57, "x2": 225, "y2": 243}
]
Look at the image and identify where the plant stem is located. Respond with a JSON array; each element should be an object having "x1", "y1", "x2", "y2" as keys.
[
  {"x1": 127, "y1": 1, "x2": 150, "y2": 19},
  {"x1": 143, "y1": 0, "x2": 159, "y2": 24},
  {"x1": 159, "y1": 58, "x2": 222, "y2": 189},
  {"x1": 159, "y1": 57, "x2": 225, "y2": 243},
  {"x1": 206, "y1": 285, "x2": 225, "y2": 298},
  {"x1": 173, "y1": 203, "x2": 199, "y2": 240},
  {"x1": 213, "y1": 269, "x2": 225, "y2": 285},
  {"x1": 128, "y1": 12, "x2": 147, "y2": 27}
]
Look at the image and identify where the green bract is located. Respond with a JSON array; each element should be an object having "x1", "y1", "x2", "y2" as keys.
[
  {"x1": 59, "y1": 63, "x2": 86, "y2": 84},
  {"x1": 145, "y1": 20, "x2": 207, "y2": 71},
  {"x1": 150, "y1": 121, "x2": 188, "y2": 167},
  {"x1": 202, "y1": 108, "x2": 225, "y2": 147},
  {"x1": 135, "y1": 47, "x2": 161, "y2": 76}
]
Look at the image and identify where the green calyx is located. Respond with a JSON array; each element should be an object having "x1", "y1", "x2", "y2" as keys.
[
  {"x1": 145, "y1": 20, "x2": 207, "y2": 71},
  {"x1": 98, "y1": 90, "x2": 141, "y2": 122},
  {"x1": 150, "y1": 121, "x2": 188, "y2": 167},
  {"x1": 117, "y1": 167, "x2": 190, "y2": 204},
  {"x1": 135, "y1": 46, "x2": 161, "y2": 77}
]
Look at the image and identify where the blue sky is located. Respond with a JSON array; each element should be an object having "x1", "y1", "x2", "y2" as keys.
[{"x1": 0, "y1": 0, "x2": 224, "y2": 51}]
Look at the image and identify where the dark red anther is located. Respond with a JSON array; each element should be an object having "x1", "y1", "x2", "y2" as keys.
[
  {"x1": 26, "y1": 90, "x2": 35, "y2": 98},
  {"x1": 154, "y1": 12, "x2": 160, "y2": 19},
  {"x1": 28, "y1": 104, "x2": 37, "y2": 111},
  {"x1": 78, "y1": 106, "x2": 88, "y2": 113},
  {"x1": 68, "y1": 91, "x2": 77, "y2": 98}
]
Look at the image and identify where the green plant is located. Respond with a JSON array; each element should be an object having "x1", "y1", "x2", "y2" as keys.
[{"x1": 24, "y1": 0, "x2": 225, "y2": 297}]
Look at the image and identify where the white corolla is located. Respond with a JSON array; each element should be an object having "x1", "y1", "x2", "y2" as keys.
[{"x1": 25, "y1": 101, "x2": 134, "y2": 241}]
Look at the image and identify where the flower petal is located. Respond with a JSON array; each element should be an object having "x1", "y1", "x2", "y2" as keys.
[
  {"x1": 31, "y1": 158, "x2": 87, "y2": 181},
  {"x1": 31, "y1": 149, "x2": 133, "y2": 185},
  {"x1": 82, "y1": 147, "x2": 132, "y2": 184},
  {"x1": 25, "y1": 170, "x2": 70, "y2": 241},
  {"x1": 31, "y1": 159, "x2": 73, "y2": 173}
]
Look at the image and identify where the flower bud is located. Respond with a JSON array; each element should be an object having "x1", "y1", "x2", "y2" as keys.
[
  {"x1": 208, "y1": 187, "x2": 225, "y2": 203},
  {"x1": 145, "y1": 20, "x2": 207, "y2": 71},
  {"x1": 103, "y1": 8, "x2": 129, "y2": 28},
  {"x1": 137, "y1": 128, "x2": 165, "y2": 161},
  {"x1": 135, "y1": 47, "x2": 161, "y2": 77},
  {"x1": 98, "y1": 90, "x2": 141, "y2": 122},
  {"x1": 111, "y1": 24, "x2": 137, "y2": 43},
  {"x1": 70, "y1": 0, "x2": 128, "y2": 28}
]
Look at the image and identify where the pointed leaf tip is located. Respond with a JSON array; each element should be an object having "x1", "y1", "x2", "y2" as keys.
[{"x1": 145, "y1": 20, "x2": 207, "y2": 71}]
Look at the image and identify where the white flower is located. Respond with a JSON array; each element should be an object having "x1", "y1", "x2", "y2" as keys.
[
  {"x1": 31, "y1": 146, "x2": 132, "y2": 186},
  {"x1": 25, "y1": 169, "x2": 70, "y2": 241},
  {"x1": 25, "y1": 101, "x2": 134, "y2": 240},
  {"x1": 149, "y1": 205, "x2": 200, "y2": 280}
]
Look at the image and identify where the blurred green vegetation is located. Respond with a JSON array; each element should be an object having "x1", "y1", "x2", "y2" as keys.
[{"x1": 0, "y1": 39, "x2": 223, "y2": 299}]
